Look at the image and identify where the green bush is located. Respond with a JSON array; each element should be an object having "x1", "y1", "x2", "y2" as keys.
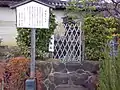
[
  {"x1": 16, "y1": 11, "x2": 57, "y2": 59},
  {"x1": 83, "y1": 16, "x2": 119, "y2": 60}
]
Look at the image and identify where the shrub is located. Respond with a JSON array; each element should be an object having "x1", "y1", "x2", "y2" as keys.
[
  {"x1": 3, "y1": 57, "x2": 29, "y2": 90},
  {"x1": 16, "y1": 11, "x2": 57, "y2": 60},
  {"x1": 3, "y1": 57, "x2": 43, "y2": 90},
  {"x1": 83, "y1": 16, "x2": 119, "y2": 60}
]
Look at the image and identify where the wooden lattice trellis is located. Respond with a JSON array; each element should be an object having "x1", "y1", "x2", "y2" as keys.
[{"x1": 53, "y1": 22, "x2": 84, "y2": 62}]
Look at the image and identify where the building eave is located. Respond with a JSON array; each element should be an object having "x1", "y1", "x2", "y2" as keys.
[{"x1": 10, "y1": 0, "x2": 55, "y2": 9}]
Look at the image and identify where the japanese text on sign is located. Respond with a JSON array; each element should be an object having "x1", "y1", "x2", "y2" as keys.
[{"x1": 16, "y1": 1, "x2": 49, "y2": 28}]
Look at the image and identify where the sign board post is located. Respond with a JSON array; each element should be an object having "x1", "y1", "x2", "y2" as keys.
[
  {"x1": 11, "y1": 0, "x2": 54, "y2": 90},
  {"x1": 30, "y1": 28, "x2": 36, "y2": 78},
  {"x1": 16, "y1": 1, "x2": 50, "y2": 78},
  {"x1": 16, "y1": 1, "x2": 50, "y2": 28}
]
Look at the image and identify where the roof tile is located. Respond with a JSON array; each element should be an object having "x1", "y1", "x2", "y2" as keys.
[{"x1": 0, "y1": 0, "x2": 67, "y2": 8}]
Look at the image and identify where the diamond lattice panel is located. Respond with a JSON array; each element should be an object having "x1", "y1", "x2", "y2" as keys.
[{"x1": 54, "y1": 23, "x2": 82, "y2": 62}]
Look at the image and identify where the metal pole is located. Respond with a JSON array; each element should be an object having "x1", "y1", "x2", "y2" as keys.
[
  {"x1": 25, "y1": 28, "x2": 36, "y2": 90},
  {"x1": 30, "y1": 28, "x2": 36, "y2": 78}
]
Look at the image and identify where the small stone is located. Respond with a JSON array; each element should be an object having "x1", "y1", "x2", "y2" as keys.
[
  {"x1": 36, "y1": 61, "x2": 52, "y2": 80},
  {"x1": 48, "y1": 73, "x2": 54, "y2": 83},
  {"x1": 54, "y1": 72, "x2": 69, "y2": 85},
  {"x1": 48, "y1": 83, "x2": 55, "y2": 90},
  {"x1": 55, "y1": 84, "x2": 88, "y2": 90},
  {"x1": 53, "y1": 62, "x2": 65, "y2": 72},
  {"x1": 60, "y1": 69, "x2": 68, "y2": 73},
  {"x1": 69, "y1": 72, "x2": 78, "y2": 81},
  {"x1": 44, "y1": 79, "x2": 51, "y2": 87},
  {"x1": 41, "y1": 83, "x2": 47, "y2": 90},
  {"x1": 76, "y1": 69, "x2": 85, "y2": 74},
  {"x1": 73, "y1": 73, "x2": 89, "y2": 86},
  {"x1": 81, "y1": 61, "x2": 99, "y2": 73},
  {"x1": 66, "y1": 62, "x2": 82, "y2": 72}
]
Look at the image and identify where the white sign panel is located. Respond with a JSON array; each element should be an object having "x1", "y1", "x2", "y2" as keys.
[
  {"x1": 16, "y1": 1, "x2": 49, "y2": 28},
  {"x1": 49, "y1": 35, "x2": 54, "y2": 52}
]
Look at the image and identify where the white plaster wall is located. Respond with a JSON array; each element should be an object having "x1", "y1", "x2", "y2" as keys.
[
  {"x1": 53, "y1": 10, "x2": 65, "y2": 23},
  {"x1": 0, "y1": 7, "x2": 17, "y2": 46},
  {"x1": 0, "y1": 8, "x2": 65, "y2": 46},
  {"x1": 53, "y1": 10, "x2": 66, "y2": 36}
]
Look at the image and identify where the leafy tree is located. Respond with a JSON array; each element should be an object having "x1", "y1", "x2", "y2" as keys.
[
  {"x1": 98, "y1": 0, "x2": 120, "y2": 32},
  {"x1": 66, "y1": 0, "x2": 119, "y2": 60},
  {"x1": 66, "y1": 0, "x2": 120, "y2": 19},
  {"x1": 65, "y1": 0, "x2": 98, "y2": 21},
  {"x1": 16, "y1": 11, "x2": 57, "y2": 59}
]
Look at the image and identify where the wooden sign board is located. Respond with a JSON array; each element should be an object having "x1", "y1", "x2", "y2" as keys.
[
  {"x1": 16, "y1": 1, "x2": 50, "y2": 28},
  {"x1": 49, "y1": 35, "x2": 54, "y2": 52}
]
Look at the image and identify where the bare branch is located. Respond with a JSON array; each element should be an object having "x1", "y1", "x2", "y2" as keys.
[
  {"x1": 97, "y1": 0, "x2": 120, "y2": 19},
  {"x1": 111, "y1": 0, "x2": 116, "y2": 4}
]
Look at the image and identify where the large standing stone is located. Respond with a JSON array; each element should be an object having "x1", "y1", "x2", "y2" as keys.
[{"x1": 39, "y1": 60, "x2": 99, "y2": 90}]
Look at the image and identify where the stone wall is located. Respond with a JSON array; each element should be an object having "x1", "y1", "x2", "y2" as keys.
[{"x1": 36, "y1": 60, "x2": 99, "y2": 90}]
